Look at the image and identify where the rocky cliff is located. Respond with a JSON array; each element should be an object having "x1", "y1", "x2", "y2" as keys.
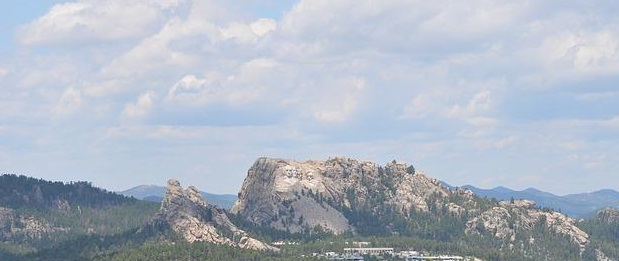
[
  {"x1": 0, "y1": 206, "x2": 67, "y2": 241},
  {"x1": 231, "y1": 157, "x2": 593, "y2": 255},
  {"x1": 152, "y1": 179, "x2": 277, "y2": 251},
  {"x1": 595, "y1": 208, "x2": 619, "y2": 224},
  {"x1": 231, "y1": 157, "x2": 456, "y2": 234},
  {"x1": 466, "y1": 200, "x2": 589, "y2": 251}
]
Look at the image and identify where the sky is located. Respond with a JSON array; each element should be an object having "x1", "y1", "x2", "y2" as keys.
[{"x1": 0, "y1": 0, "x2": 618, "y2": 196}]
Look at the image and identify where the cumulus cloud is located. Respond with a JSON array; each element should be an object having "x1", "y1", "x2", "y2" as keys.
[
  {"x1": 448, "y1": 91, "x2": 497, "y2": 127},
  {"x1": 312, "y1": 76, "x2": 366, "y2": 123},
  {"x1": 100, "y1": 21, "x2": 198, "y2": 78},
  {"x1": 122, "y1": 91, "x2": 156, "y2": 119},
  {"x1": 166, "y1": 74, "x2": 212, "y2": 106},
  {"x1": 3, "y1": 0, "x2": 619, "y2": 194},
  {"x1": 16, "y1": 0, "x2": 179, "y2": 46},
  {"x1": 250, "y1": 18, "x2": 277, "y2": 37},
  {"x1": 53, "y1": 87, "x2": 83, "y2": 117},
  {"x1": 276, "y1": 0, "x2": 528, "y2": 59},
  {"x1": 221, "y1": 18, "x2": 277, "y2": 43},
  {"x1": 541, "y1": 30, "x2": 619, "y2": 74}
]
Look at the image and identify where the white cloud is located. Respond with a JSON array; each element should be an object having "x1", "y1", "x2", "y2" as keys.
[
  {"x1": 4, "y1": 0, "x2": 619, "y2": 194},
  {"x1": 403, "y1": 89, "x2": 497, "y2": 127},
  {"x1": 166, "y1": 74, "x2": 212, "y2": 106},
  {"x1": 541, "y1": 30, "x2": 619, "y2": 74},
  {"x1": 312, "y1": 76, "x2": 366, "y2": 123},
  {"x1": 250, "y1": 18, "x2": 277, "y2": 37},
  {"x1": 277, "y1": 0, "x2": 528, "y2": 59},
  {"x1": 17, "y1": 0, "x2": 176, "y2": 46},
  {"x1": 18, "y1": 58, "x2": 80, "y2": 89},
  {"x1": 221, "y1": 18, "x2": 277, "y2": 44},
  {"x1": 573, "y1": 30, "x2": 619, "y2": 73},
  {"x1": 448, "y1": 91, "x2": 496, "y2": 126},
  {"x1": 122, "y1": 91, "x2": 156, "y2": 119},
  {"x1": 448, "y1": 91, "x2": 491, "y2": 117},
  {"x1": 53, "y1": 87, "x2": 83, "y2": 117},
  {"x1": 100, "y1": 21, "x2": 198, "y2": 78}
]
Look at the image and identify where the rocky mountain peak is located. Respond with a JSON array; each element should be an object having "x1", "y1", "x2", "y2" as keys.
[
  {"x1": 160, "y1": 179, "x2": 183, "y2": 211},
  {"x1": 186, "y1": 186, "x2": 207, "y2": 207},
  {"x1": 231, "y1": 157, "x2": 455, "y2": 234},
  {"x1": 466, "y1": 199, "x2": 589, "y2": 251},
  {"x1": 232, "y1": 156, "x2": 596, "y2": 257},
  {"x1": 596, "y1": 208, "x2": 619, "y2": 224},
  {"x1": 155, "y1": 179, "x2": 277, "y2": 251}
]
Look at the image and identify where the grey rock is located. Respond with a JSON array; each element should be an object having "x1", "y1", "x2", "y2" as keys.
[
  {"x1": 595, "y1": 208, "x2": 619, "y2": 224},
  {"x1": 232, "y1": 156, "x2": 593, "y2": 255},
  {"x1": 466, "y1": 199, "x2": 589, "y2": 251},
  {"x1": 0, "y1": 206, "x2": 68, "y2": 241},
  {"x1": 154, "y1": 179, "x2": 277, "y2": 251},
  {"x1": 231, "y1": 157, "x2": 454, "y2": 234}
]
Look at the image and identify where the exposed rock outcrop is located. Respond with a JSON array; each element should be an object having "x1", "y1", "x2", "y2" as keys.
[
  {"x1": 595, "y1": 208, "x2": 619, "y2": 224},
  {"x1": 153, "y1": 179, "x2": 277, "y2": 251},
  {"x1": 232, "y1": 156, "x2": 593, "y2": 256},
  {"x1": 466, "y1": 199, "x2": 589, "y2": 251},
  {"x1": 596, "y1": 249, "x2": 614, "y2": 261},
  {"x1": 0, "y1": 206, "x2": 67, "y2": 241},
  {"x1": 231, "y1": 157, "x2": 456, "y2": 234}
]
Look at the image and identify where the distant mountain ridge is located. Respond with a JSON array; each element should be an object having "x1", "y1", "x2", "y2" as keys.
[
  {"x1": 461, "y1": 185, "x2": 619, "y2": 218},
  {"x1": 120, "y1": 185, "x2": 237, "y2": 209}
]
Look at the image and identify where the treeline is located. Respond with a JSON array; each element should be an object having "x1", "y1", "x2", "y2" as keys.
[
  {"x1": 0, "y1": 174, "x2": 133, "y2": 210},
  {"x1": 580, "y1": 212, "x2": 619, "y2": 259},
  {"x1": 0, "y1": 174, "x2": 159, "y2": 255},
  {"x1": 12, "y1": 221, "x2": 316, "y2": 261}
]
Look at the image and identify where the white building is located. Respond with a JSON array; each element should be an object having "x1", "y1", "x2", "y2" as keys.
[{"x1": 343, "y1": 247, "x2": 394, "y2": 255}]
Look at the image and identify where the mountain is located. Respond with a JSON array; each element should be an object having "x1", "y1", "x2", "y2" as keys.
[
  {"x1": 0, "y1": 174, "x2": 158, "y2": 258},
  {"x1": 4, "y1": 159, "x2": 619, "y2": 260},
  {"x1": 231, "y1": 157, "x2": 453, "y2": 234},
  {"x1": 150, "y1": 179, "x2": 277, "y2": 251},
  {"x1": 120, "y1": 185, "x2": 237, "y2": 209},
  {"x1": 6, "y1": 178, "x2": 278, "y2": 261},
  {"x1": 463, "y1": 185, "x2": 619, "y2": 218},
  {"x1": 231, "y1": 157, "x2": 607, "y2": 260},
  {"x1": 119, "y1": 185, "x2": 166, "y2": 200}
]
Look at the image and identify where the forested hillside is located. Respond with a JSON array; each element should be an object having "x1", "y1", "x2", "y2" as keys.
[
  {"x1": 0, "y1": 174, "x2": 159, "y2": 259},
  {"x1": 2, "y1": 169, "x2": 619, "y2": 261}
]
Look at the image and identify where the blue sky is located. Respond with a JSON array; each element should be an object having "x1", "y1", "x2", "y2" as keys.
[{"x1": 1, "y1": 0, "x2": 618, "y2": 195}]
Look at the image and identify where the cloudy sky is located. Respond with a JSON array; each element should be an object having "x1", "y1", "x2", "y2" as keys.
[{"x1": 1, "y1": 0, "x2": 618, "y2": 195}]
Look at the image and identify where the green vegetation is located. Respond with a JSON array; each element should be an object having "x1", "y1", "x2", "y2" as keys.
[
  {"x1": 2, "y1": 174, "x2": 619, "y2": 261},
  {"x1": 0, "y1": 174, "x2": 132, "y2": 209},
  {"x1": 0, "y1": 174, "x2": 159, "y2": 257},
  {"x1": 581, "y1": 214, "x2": 619, "y2": 259}
]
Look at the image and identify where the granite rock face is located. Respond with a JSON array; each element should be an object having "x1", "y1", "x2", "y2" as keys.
[
  {"x1": 154, "y1": 179, "x2": 277, "y2": 251},
  {"x1": 231, "y1": 157, "x2": 456, "y2": 234},
  {"x1": 466, "y1": 200, "x2": 589, "y2": 251},
  {"x1": 0, "y1": 207, "x2": 67, "y2": 241},
  {"x1": 232, "y1": 156, "x2": 595, "y2": 255},
  {"x1": 595, "y1": 208, "x2": 619, "y2": 224}
]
